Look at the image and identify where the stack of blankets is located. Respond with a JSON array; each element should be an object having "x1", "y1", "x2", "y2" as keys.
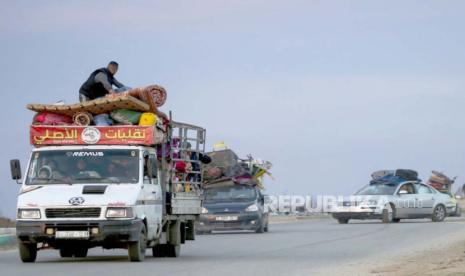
[{"x1": 29, "y1": 85, "x2": 168, "y2": 128}]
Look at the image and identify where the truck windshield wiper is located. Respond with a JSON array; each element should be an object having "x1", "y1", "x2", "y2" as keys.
[
  {"x1": 30, "y1": 177, "x2": 73, "y2": 185},
  {"x1": 73, "y1": 176, "x2": 120, "y2": 184}
]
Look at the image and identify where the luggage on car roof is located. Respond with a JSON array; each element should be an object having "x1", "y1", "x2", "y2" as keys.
[
  {"x1": 370, "y1": 169, "x2": 419, "y2": 185},
  {"x1": 395, "y1": 169, "x2": 418, "y2": 181}
]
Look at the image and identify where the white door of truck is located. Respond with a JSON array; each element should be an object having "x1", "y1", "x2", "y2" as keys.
[{"x1": 142, "y1": 154, "x2": 163, "y2": 240}]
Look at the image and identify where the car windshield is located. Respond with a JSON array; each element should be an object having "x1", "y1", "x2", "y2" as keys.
[
  {"x1": 205, "y1": 186, "x2": 257, "y2": 201},
  {"x1": 355, "y1": 183, "x2": 398, "y2": 195},
  {"x1": 26, "y1": 149, "x2": 140, "y2": 185}
]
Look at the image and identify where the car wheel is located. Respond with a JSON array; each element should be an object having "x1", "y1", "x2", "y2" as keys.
[
  {"x1": 74, "y1": 247, "x2": 88, "y2": 258},
  {"x1": 19, "y1": 242, "x2": 37, "y2": 263},
  {"x1": 382, "y1": 204, "x2": 394, "y2": 223},
  {"x1": 337, "y1": 218, "x2": 349, "y2": 224},
  {"x1": 59, "y1": 247, "x2": 74, "y2": 258},
  {"x1": 128, "y1": 225, "x2": 147, "y2": 262},
  {"x1": 432, "y1": 204, "x2": 446, "y2": 222},
  {"x1": 455, "y1": 205, "x2": 461, "y2": 217},
  {"x1": 255, "y1": 221, "x2": 265, "y2": 233},
  {"x1": 392, "y1": 218, "x2": 401, "y2": 223}
]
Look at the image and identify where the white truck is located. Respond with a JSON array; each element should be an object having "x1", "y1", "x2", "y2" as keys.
[{"x1": 10, "y1": 120, "x2": 206, "y2": 262}]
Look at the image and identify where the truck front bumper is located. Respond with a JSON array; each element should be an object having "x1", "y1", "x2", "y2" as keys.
[
  {"x1": 16, "y1": 219, "x2": 144, "y2": 246},
  {"x1": 197, "y1": 212, "x2": 263, "y2": 232}
]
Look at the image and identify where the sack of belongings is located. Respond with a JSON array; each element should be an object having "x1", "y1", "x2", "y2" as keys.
[
  {"x1": 395, "y1": 169, "x2": 418, "y2": 181},
  {"x1": 110, "y1": 109, "x2": 142, "y2": 125},
  {"x1": 203, "y1": 150, "x2": 248, "y2": 182},
  {"x1": 33, "y1": 112, "x2": 73, "y2": 125},
  {"x1": 202, "y1": 149, "x2": 272, "y2": 189},
  {"x1": 428, "y1": 170, "x2": 455, "y2": 192}
]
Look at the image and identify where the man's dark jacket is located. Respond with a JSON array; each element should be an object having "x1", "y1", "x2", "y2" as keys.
[{"x1": 79, "y1": 68, "x2": 115, "y2": 100}]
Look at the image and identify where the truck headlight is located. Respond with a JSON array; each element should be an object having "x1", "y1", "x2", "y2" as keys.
[
  {"x1": 246, "y1": 204, "x2": 259, "y2": 212},
  {"x1": 17, "y1": 209, "x2": 41, "y2": 219},
  {"x1": 106, "y1": 207, "x2": 133, "y2": 218},
  {"x1": 201, "y1": 207, "x2": 209, "y2": 214}
]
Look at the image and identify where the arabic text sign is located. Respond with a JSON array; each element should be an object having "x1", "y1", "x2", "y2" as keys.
[{"x1": 30, "y1": 126, "x2": 155, "y2": 145}]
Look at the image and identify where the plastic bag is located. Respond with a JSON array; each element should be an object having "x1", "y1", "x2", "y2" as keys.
[{"x1": 110, "y1": 109, "x2": 142, "y2": 125}]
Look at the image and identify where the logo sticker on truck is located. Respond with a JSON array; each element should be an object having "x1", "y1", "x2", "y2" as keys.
[
  {"x1": 69, "y1": 152, "x2": 104, "y2": 157},
  {"x1": 69, "y1": 197, "x2": 85, "y2": 205},
  {"x1": 81, "y1": 127, "x2": 101, "y2": 144}
]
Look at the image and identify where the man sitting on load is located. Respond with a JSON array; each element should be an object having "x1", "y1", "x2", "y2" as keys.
[{"x1": 79, "y1": 61, "x2": 130, "y2": 102}]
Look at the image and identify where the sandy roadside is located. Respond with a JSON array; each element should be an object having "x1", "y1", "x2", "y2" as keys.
[
  {"x1": 368, "y1": 239, "x2": 465, "y2": 276},
  {"x1": 312, "y1": 218, "x2": 465, "y2": 276}
]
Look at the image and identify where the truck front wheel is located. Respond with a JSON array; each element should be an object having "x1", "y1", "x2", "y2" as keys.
[
  {"x1": 128, "y1": 225, "x2": 147, "y2": 262},
  {"x1": 19, "y1": 242, "x2": 37, "y2": 263}
]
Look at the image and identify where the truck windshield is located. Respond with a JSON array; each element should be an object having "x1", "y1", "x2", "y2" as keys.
[
  {"x1": 355, "y1": 184, "x2": 398, "y2": 195},
  {"x1": 204, "y1": 186, "x2": 257, "y2": 201},
  {"x1": 26, "y1": 149, "x2": 140, "y2": 185}
]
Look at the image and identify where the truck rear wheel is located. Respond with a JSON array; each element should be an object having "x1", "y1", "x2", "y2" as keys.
[
  {"x1": 152, "y1": 244, "x2": 166, "y2": 257},
  {"x1": 128, "y1": 225, "x2": 147, "y2": 262},
  {"x1": 165, "y1": 244, "x2": 181, "y2": 257},
  {"x1": 19, "y1": 242, "x2": 37, "y2": 263}
]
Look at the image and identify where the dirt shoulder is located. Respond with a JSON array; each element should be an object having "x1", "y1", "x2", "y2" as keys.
[{"x1": 369, "y1": 237, "x2": 465, "y2": 276}]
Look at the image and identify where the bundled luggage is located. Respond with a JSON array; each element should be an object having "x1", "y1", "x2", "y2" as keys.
[
  {"x1": 202, "y1": 149, "x2": 273, "y2": 189},
  {"x1": 428, "y1": 170, "x2": 455, "y2": 192},
  {"x1": 370, "y1": 169, "x2": 419, "y2": 185}
]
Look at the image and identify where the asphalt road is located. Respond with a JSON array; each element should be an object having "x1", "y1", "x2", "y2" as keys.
[{"x1": 2, "y1": 218, "x2": 465, "y2": 276}]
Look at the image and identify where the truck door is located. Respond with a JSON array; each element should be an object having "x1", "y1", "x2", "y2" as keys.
[{"x1": 142, "y1": 154, "x2": 162, "y2": 240}]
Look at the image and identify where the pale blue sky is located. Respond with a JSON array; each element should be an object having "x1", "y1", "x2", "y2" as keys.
[{"x1": 1, "y1": 1, "x2": 465, "y2": 217}]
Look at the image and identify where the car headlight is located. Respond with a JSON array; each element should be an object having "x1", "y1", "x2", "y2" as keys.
[
  {"x1": 201, "y1": 207, "x2": 209, "y2": 214},
  {"x1": 367, "y1": 200, "x2": 378, "y2": 205},
  {"x1": 245, "y1": 204, "x2": 259, "y2": 212},
  {"x1": 17, "y1": 209, "x2": 41, "y2": 219},
  {"x1": 106, "y1": 207, "x2": 133, "y2": 218}
]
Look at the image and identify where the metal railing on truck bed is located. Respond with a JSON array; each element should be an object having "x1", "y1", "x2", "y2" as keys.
[{"x1": 164, "y1": 119, "x2": 206, "y2": 215}]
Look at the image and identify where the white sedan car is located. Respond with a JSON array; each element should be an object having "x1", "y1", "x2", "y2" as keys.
[{"x1": 331, "y1": 181, "x2": 456, "y2": 224}]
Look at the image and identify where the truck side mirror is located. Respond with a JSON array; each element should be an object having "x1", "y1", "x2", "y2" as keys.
[{"x1": 10, "y1": 159, "x2": 22, "y2": 181}]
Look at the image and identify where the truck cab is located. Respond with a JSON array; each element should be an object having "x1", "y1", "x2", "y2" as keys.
[
  {"x1": 197, "y1": 184, "x2": 269, "y2": 233},
  {"x1": 11, "y1": 122, "x2": 205, "y2": 262}
]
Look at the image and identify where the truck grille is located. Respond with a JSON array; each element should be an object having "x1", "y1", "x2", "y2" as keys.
[{"x1": 45, "y1": 208, "x2": 101, "y2": 218}]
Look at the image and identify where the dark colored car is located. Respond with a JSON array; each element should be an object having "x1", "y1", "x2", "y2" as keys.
[{"x1": 197, "y1": 185, "x2": 269, "y2": 233}]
